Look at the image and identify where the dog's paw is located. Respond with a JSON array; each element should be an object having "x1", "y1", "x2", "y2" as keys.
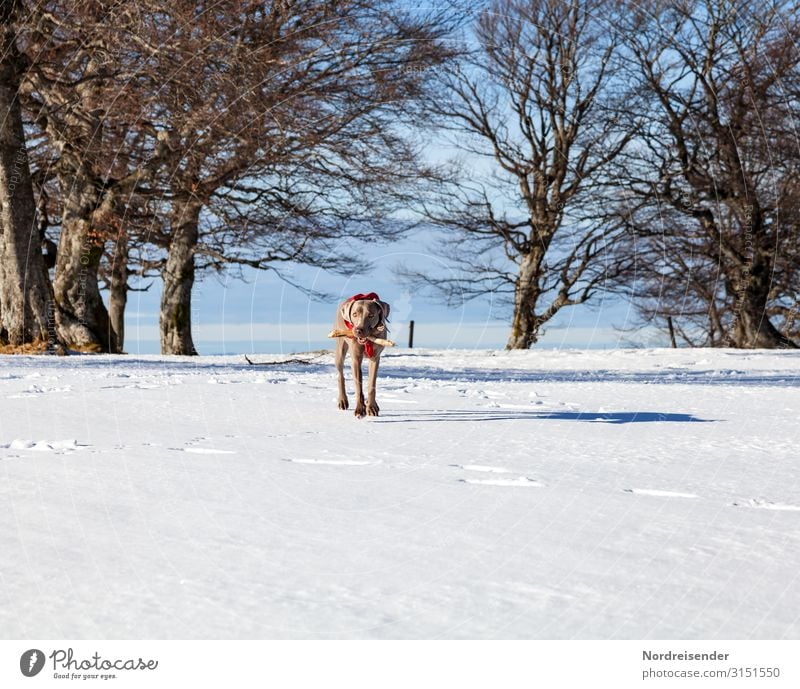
[
  {"x1": 338, "y1": 397, "x2": 349, "y2": 410},
  {"x1": 366, "y1": 401, "x2": 380, "y2": 417},
  {"x1": 354, "y1": 402, "x2": 366, "y2": 418}
]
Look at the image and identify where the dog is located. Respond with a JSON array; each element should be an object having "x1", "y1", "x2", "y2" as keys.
[{"x1": 334, "y1": 292, "x2": 390, "y2": 418}]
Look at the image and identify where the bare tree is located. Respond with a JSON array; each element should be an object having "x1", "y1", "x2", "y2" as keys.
[
  {"x1": 8, "y1": 0, "x2": 457, "y2": 355},
  {"x1": 18, "y1": 1, "x2": 171, "y2": 352},
  {"x1": 145, "y1": 0, "x2": 457, "y2": 354},
  {"x1": 409, "y1": 0, "x2": 633, "y2": 349},
  {"x1": 95, "y1": 190, "x2": 159, "y2": 352},
  {"x1": 611, "y1": 0, "x2": 800, "y2": 348},
  {"x1": 0, "y1": 0, "x2": 53, "y2": 348}
]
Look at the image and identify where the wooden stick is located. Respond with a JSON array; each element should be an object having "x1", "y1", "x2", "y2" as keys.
[
  {"x1": 244, "y1": 354, "x2": 325, "y2": 366},
  {"x1": 327, "y1": 329, "x2": 396, "y2": 347}
]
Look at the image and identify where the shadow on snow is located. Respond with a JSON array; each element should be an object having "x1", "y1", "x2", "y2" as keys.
[{"x1": 374, "y1": 410, "x2": 714, "y2": 424}]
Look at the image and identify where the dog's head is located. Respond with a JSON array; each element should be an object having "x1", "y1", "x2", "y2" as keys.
[{"x1": 341, "y1": 298, "x2": 390, "y2": 344}]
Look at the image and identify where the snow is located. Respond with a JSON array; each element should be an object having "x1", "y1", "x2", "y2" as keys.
[{"x1": 1, "y1": 347, "x2": 799, "y2": 639}]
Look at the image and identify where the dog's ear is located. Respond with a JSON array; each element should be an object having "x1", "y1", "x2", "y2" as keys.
[
  {"x1": 377, "y1": 300, "x2": 390, "y2": 323},
  {"x1": 340, "y1": 300, "x2": 354, "y2": 323}
]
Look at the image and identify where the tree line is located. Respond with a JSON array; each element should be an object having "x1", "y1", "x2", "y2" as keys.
[
  {"x1": 0, "y1": 0, "x2": 456, "y2": 353},
  {"x1": 1, "y1": 0, "x2": 798, "y2": 354},
  {"x1": 412, "y1": 0, "x2": 800, "y2": 349}
]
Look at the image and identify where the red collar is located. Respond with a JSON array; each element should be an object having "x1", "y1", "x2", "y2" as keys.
[{"x1": 344, "y1": 293, "x2": 380, "y2": 358}]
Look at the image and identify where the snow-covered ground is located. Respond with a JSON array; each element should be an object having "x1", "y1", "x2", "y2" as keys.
[{"x1": 1, "y1": 348, "x2": 799, "y2": 639}]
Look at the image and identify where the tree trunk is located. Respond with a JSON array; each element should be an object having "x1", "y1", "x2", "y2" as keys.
[
  {"x1": 0, "y1": 6, "x2": 52, "y2": 347},
  {"x1": 108, "y1": 232, "x2": 128, "y2": 353},
  {"x1": 52, "y1": 167, "x2": 114, "y2": 352},
  {"x1": 506, "y1": 252, "x2": 541, "y2": 350},
  {"x1": 0, "y1": 231, "x2": 6, "y2": 343},
  {"x1": 160, "y1": 198, "x2": 201, "y2": 355},
  {"x1": 732, "y1": 255, "x2": 796, "y2": 349}
]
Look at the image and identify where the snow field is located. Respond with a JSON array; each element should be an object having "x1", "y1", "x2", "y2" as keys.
[{"x1": 1, "y1": 348, "x2": 799, "y2": 638}]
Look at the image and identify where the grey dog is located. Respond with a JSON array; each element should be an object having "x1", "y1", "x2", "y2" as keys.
[{"x1": 334, "y1": 294, "x2": 391, "y2": 418}]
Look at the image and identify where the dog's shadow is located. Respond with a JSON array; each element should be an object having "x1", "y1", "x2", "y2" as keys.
[{"x1": 374, "y1": 410, "x2": 714, "y2": 424}]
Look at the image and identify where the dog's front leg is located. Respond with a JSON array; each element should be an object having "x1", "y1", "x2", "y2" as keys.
[
  {"x1": 366, "y1": 355, "x2": 380, "y2": 416},
  {"x1": 335, "y1": 339, "x2": 348, "y2": 410},
  {"x1": 351, "y1": 349, "x2": 366, "y2": 418}
]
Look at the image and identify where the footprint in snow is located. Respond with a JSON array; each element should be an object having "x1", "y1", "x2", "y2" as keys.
[
  {"x1": 285, "y1": 458, "x2": 380, "y2": 466},
  {"x1": 173, "y1": 437, "x2": 235, "y2": 454},
  {"x1": 181, "y1": 447, "x2": 236, "y2": 455},
  {"x1": 460, "y1": 476, "x2": 544, "y2": 487},
  {"x1": 732, "y1": 499, "x2": 800, "y2": 512},
  {"x1": 624, "y1": 488, "x2": 698, "y2": 498},
  {"x1": 0, "y1": 439, "x2": 88, "y2": 453},
  {"x1": 451, "y1": 464, "x2": 510, "y2": 473},
  {"x1": 7, "y1": 384, "x2": 72, "y2": 398},
  {"x1": 97, "y1": 382, "x2": 161, "y2": 390}
]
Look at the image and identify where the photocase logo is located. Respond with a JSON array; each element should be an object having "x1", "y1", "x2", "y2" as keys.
[{"x1": 20, "y1": 649, "x2": 45, "y2": 677}]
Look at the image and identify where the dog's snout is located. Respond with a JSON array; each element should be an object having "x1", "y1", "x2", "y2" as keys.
[{"x1": 354, "y1": 326, "x2": 366, "y2": 337}]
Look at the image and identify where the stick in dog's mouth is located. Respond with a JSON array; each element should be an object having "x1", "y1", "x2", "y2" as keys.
[{"x1": 327, "y1": 329, "x2": 396, "y2": 347}]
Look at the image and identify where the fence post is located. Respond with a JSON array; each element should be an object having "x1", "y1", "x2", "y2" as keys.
[
  {"x1": 667, "y1": 316, "x2": 677, "y2": 348},
  {"x1": 408, "y1": 320, "x2": 415, "y2": 348}
]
